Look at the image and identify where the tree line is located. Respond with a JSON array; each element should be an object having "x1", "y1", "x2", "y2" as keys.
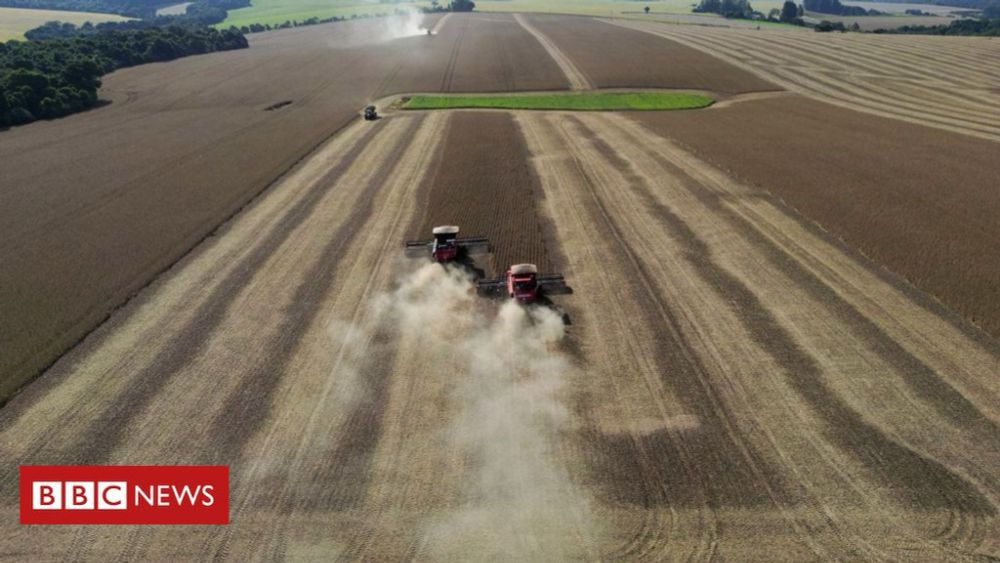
[{"x1": 1, "y1": 26, "x2": 247, "y2": 127}]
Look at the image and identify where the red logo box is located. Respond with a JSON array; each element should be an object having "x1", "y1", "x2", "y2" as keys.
[{"x1": 20, "y1": 465, "x2": 228, "y2": 524}]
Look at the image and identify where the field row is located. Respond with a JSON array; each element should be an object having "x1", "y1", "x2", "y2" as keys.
[{"x1": 615, "y1": 20, "x2": 1000, "y2": 142}]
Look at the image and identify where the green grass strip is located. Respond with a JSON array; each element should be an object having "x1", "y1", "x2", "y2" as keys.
[{"x1": 403, "y1": 91, "x2": 714, "y2": 111}]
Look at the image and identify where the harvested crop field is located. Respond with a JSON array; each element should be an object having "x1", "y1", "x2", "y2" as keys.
[
  {"x1": 638, "y1": 94, "x2": 1000, "y2": 338},
  {"x1": 613, "y1": 19, "x2": 1000, "y2": 142},
  {"x1": 2, "y1": 108, "x2": 997, "y2": 560},
  {"x1": 0, "y1": 12, "x2": 567, "y2": 401},
  {"x1": 523, "y1": 14, "x2": 779, "y2": 93},
  {"x1": 2, "y1": 12, "x2": 1000, "y2": 561}
]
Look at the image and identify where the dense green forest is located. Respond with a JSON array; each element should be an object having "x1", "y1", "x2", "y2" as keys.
[{"x1": 0, "y1": 26, "x2": 247, "y2": 127}]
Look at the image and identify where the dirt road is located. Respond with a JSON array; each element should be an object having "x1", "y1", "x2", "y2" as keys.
[{"x1": 1, "y1": 106, "x2": 996, "y2": 559}]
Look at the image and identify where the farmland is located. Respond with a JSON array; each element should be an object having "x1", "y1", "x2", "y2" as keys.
[
  {"x1": 222, "y1": 0, "x2": 431, "y2": 28},
  {"x1": 403, "y1": 91, "x2": 715, "y2": 110},
  {"x1": 613, "y1": 18, "x2": 1000, "y2": 141},
  {"x1": 0, "y1": 6, "x2": 128, "y2": 41},
  {"x1": 1, "y1": 11, "x2": 999, "y2": 561}
]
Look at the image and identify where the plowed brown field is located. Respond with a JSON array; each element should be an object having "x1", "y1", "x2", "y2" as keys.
[
  {"x1": 613, "y1": 19, "x2": 1000, "y2": 142},
  {"x1": 2, "y1": 108, "x2": 996, "y2": 560}
]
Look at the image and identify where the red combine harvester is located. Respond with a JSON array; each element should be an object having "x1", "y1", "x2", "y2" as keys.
[
  {"x1": 404, "y1": 226, "x2": 490, "y2": 263},
  {"x1": 477, "y1": 263, "x2": 569, "y2": 303}
]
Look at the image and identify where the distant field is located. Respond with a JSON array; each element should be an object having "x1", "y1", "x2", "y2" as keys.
[
  {"x1": 840, "y1": 0, "x2": 974, "y2": 14},
  {"x1": 0, "y1": 6, "x2": 129, "y2": 41},
  {"x1": 804, "y1": 11, "x2": 961, "y2": 29},
  {"x1": 220, "y1": 0, "x2": 794, "y2": 29},
  {"x1": 219, "y1": 0, "x2": 957, "y2": 30},
  {"x1": 476, "y1": 0, "x2": 786, "y2": 17},
  {"x1": 156, "y1": 1, "x2": 193, "y2": 16},
  {"x1": 222, "y1": 0, "x2": 430, "y2": 28},
  {"x1": 404, "y1": 91, "x2": 714, "y2": 110}
]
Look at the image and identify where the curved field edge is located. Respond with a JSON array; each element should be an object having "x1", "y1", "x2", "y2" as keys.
[{"x1": 403, "y1": 91, "x2": 715, "y2": 111}]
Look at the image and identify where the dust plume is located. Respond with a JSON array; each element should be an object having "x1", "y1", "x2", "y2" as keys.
[
  {"x1": 380, "y1": 8, "x2": 429, "y2": 40},
  {"x1": 324, "y1": 262, "x2": 594, "y2": 558},
  {"x1": 323, "y1": 9, "x2": 429, "y2": 48},
  {"x1": 373, "y1": 263, "x2": 597, "y2": 561}
]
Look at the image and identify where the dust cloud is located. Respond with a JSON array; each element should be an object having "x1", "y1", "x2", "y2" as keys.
[
  {"x1": 333, "y1": 263, "x2": 596, "y2": 560},
  {"x1": 327, "y1": 9, "x2": 429, "y2": 47}
]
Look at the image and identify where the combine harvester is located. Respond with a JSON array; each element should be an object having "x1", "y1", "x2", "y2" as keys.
[
  {"x1": 477, "y1": 263, "x2": 570, "y2": 304},
  {"x1": 404, "y1": 226, "x2": 490, "y2": 263}
]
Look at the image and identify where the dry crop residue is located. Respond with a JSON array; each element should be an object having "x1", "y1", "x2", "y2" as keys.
[
  {"x1": 0, "y1": 13, "x2": 571, "y2": 403},
  {"x1": 1, "y1": 14, "x2": 999, "y2": 562},
  {"x1": 519, "y1": 110, "x2": 999, "y2": 560},
  {"x1": 613, "y1": 19, "x2": 1000, "y2": 142},
  {"x1": 638, "y1": 94, "x2": 1000, "y2": 338},
  {"x1": 524, "y1": 14, "x2": 778, "y2": 94}
]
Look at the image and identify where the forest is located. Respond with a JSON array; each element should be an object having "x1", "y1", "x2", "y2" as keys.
[{"x1": 1, "y1": 26, "x2": 247, "y2": 127}]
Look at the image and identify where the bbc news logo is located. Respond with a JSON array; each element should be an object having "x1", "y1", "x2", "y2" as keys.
[{"x1": 20, "y1": 466, "x2": 228, "y2": 524}]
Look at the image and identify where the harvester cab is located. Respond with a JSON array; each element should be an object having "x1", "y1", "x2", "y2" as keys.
[
  {"x1": 404, "y1": 225, "x2": 490, "y2": 263},
  {"x1": 363, "y1": 105, "x2": 378, "y2": 121},
  {"x1": 477, "y1": 263, "x2": 569, "y2": 304}
]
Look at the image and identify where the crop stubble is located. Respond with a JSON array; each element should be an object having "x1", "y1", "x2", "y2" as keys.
[
  {"x1": 613, "y1": 19, "x2": 1000, "y2": 142},
  {"x1": 0, "y1": 13, "x2": 998, "y2": 561},
  {"x1": 523, "y1": 14, "x2": 778, "y2": 94},
  {"x1": 637, "y1": 95, "x2": 1000, "y2": 338},
  {"x1": 519, "y1": 110, "x2": 999, "y2": 560}
]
